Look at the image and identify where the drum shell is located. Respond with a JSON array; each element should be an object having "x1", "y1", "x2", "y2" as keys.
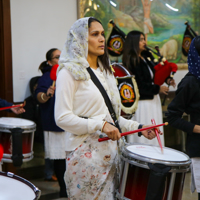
[
  {"x1": 117, "y1": 144, "x2": 191, "y2": 200},
  {"x1": 0, "y1": 117, "x2": 36, "y2": 163},
  {"x1": 118, "y1": 162, "x2": 186, "y2": 200}
]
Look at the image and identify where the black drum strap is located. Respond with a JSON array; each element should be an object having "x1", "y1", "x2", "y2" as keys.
[
  {"x1": 87, "y1": 67, "x2": 122, "y2": 133},
  {"x1": 10, "y1": 128, "x2": 24, "y2": 167},
  {"x1": 145, "y1": 163, "x2": 171, "y2": 200}
]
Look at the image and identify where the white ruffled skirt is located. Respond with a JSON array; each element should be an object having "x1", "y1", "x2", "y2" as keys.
[
  {"x1": 127, "y1": 94, "x2": 164, "y2": 146},
  {"x1": 44, "y1": 131, "x2": 67, "y2": 159}
]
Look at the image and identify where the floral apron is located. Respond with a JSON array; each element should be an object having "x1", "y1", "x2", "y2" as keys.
[{"x1": 65, "y1": 132, "x2": 118, "y2": 200}]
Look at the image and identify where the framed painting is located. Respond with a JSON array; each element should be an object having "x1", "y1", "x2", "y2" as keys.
[{"x1": 77, "y1": 0, "x2": 200, "y2": 69}]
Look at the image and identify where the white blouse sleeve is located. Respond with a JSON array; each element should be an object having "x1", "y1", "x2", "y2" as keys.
[
  {"x1": 55, "y1": 68, "x2": 104, "y2": 135},
  {"x1": 118, "y1": 116, "x2": 140, "y2": 133}
]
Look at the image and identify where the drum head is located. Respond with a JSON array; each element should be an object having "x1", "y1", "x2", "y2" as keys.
[
  {"x1": 0, "y1": 117, "x2": 35, "y2": 132},
  {"x1": 123, "y1": 144, "x2": 191, "y2": 167},
  {"x1": 0, "y1": 172, "x2": 40, "y2": 200}
]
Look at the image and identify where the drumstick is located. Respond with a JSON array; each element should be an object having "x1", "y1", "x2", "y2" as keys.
[
  {"x1": 0, "y1": 103, "x2": 25, "y2": 111},
  {"x1": 98, "y1": 122, "x2": 168, "y2": 142},
  {"x1": 151, "y1": 119, "x2": 163, "y2": 153}
]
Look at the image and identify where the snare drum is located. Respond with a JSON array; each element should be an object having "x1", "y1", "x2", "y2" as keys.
[
  {"x1": 116, "y1": 144, "x2": 191, "y2": 200},
  {"x1": 0, "y1": 171, "x2": 41, "y2": 200},
  {"x1": 0, "y1": 117, "x2": 36, "y2": 163}
]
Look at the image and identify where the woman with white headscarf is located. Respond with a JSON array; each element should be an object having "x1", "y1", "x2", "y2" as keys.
[
  {"x1": 55, "y1": 17, "x2": 159, "y2": 199},
  {"x1": 167, "y1": 36, "x2": 200, "y2": 199}
]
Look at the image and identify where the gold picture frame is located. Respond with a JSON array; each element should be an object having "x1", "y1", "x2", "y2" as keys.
[{"x1": 77, "y1": 0, "x2": 86, "y2": 19}]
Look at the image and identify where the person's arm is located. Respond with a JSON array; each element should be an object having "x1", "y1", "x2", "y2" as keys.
[
  {"x1": 167, "y1": 76, "x2": 196, "y2": 133},
  {"x1": 36, "y1": 86, "x2": 54, "y2": 103},
  {"x1": 10, "y1": 106, "x2": 25, "y2": 114},
  {"x1": 0, "y1": 98, "x2": 25, "y2": 114},
  {"x1": 0, "y1": 98, "x2": 12, "y2": 108},
  {"x1": 55, "y1": 68, "x2": 104, "y2": 135},
  {"x1": 166, "y1": 77, "x2": 176, "y2": 87},
  {"x1": 193, "y1": 125, "x2": 200, "y2": 133},
  {"x1": 35, "y1": 74, "x2": 52, "y2": 103}
]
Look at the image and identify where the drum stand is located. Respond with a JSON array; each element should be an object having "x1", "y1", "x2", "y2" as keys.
[
  {"x1": 119, "y1": 162, "x2": 129, "y2": 199},
  {"x1": 167, "y1": 172, "x2": 176, "y2": 200}
]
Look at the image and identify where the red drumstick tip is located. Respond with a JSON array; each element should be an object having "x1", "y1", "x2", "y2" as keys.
[
  {"x1": 165, "y1": 122, "x2": 168, "y2": 125},
  {"x1": 0, "y1": 144, "x2": 3, "y2": 161}
]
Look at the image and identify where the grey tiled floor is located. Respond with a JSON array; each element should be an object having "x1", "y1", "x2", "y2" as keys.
[{"x1": 31, "y1": 171, "x2": 198, "y2": 200}]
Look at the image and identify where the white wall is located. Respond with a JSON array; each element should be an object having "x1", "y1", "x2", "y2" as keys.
[{"x1": 10, "y1": 0, "x2": 77, "y2": 102}]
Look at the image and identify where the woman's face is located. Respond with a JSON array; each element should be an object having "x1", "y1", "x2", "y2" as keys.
[
  {"x1": 88, "y1": 21, "x2": 105, "y2": 58},
  {"x1": 48, "y1": 49, "x2": 61, "y2": 66},
  {"x1": 139, "y1": 34, "x2": 146, "y2": 53}
]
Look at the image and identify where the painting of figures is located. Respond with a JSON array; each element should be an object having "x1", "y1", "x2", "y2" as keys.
[{"x1": 78, "y1": 0, "x2": 200, "y2": 64}]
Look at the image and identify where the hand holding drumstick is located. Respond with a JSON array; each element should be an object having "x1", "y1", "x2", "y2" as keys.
[
  {"x1": 100, "y1": 122, "x2": 167, "y2": 142},
  {"x1": 140, "y1": 124, "x2": 163, "y2": 140},
  {"x1": 0, "y1": 103, "x2": 25, "y2": 114}
]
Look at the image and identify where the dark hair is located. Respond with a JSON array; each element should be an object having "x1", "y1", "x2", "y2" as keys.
[
  {"x1": 122, "y1": 30, "x2": 145, "y2": 71},
  {"x1": 88, "y1": 17, "x2": 111, "y2": 74},
  {"x1": 38, "y1": 48, "x2": 58, "y2": 72},
  {"x1": 194, "y1": 36, "x2": 200, "y2": 56}
]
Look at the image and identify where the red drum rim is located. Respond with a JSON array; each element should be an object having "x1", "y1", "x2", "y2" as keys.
[
  {"x1": 0, "y1": 171, "x2": 41, "y2": 200},
  {"x1": 122, "y1": 144, "x2": 191, "y2": 172}
]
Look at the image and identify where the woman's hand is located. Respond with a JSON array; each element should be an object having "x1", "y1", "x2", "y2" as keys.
[
  {"x1": 37, "y1": 86, "x2": 55, "y2": 103},
  {"x1": 166, "y1": 78, "x2": 176, "y2": 88},
  {"x1": 11, "y1": 106, "x2": 25, "y2": 114},
  {"x1": 102, "y1": 122, "x2": 121, "y2": 141},
  {"x1": 46, "y1": 86, "x2": 55, "y2": 97},
  {"x1": 193, "y1": 125, "x2": 200, "y2": 133},
  {"x1": 141, "y1": 125, "x2": 163, "y2": 140},
  {"x1": 159, "y1": 85, "x2": 169, "y2": 95}
]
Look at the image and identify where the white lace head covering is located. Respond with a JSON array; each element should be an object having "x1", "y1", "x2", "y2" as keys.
[
  {"x1": 57, "y1": 17, "x2": 121, "y2": 119},
  {"x1": 58, "y1": 17, "x2": 90, "y2": 80}
]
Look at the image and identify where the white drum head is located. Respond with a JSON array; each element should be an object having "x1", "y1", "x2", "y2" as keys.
[
  {"x1": 0, "y1": 117, "x2": 35, "y2": 132},
  {"x1": 0, "y1": 117, "x2": 34, "y2": 126},
  {"x1": 0, "y1": 174, "x2": 37, "y2": 200},
  {"x1": 123, "y1": 144, "x2": 191, "y2": 167}
]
